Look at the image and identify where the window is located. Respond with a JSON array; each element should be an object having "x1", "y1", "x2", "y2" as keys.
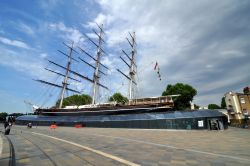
[
  {"x1": 243, "y1": 109, "x2": 248, "y2": 115},
  {"x1": 240, "y1": 97, "x2": 245, "y2": 104}
]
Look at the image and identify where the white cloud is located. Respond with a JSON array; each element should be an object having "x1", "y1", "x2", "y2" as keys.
[
  {"x1": 68, "y1": 81, "x2": 86, "y2": 93},
  {"x1": 0, "y1": 45, "x2": 51, "y2": 80},
  {"x1": 40, "y1": 53, "x2": 48, "y2": 59},
  {"x1": 88, "y1": 0, "x2": 250, "y2": 105},
  {"x1": 101, "y1": 54, "x2": 119, "y2": 74},
  {"x1": 220, "y1": 50, "x2": 246, "y2": 58},
  {"x1": 18, "y1": 22, "x2": 35, "y2": 35},
  {"x1": 86, "y1": 13, "x2": 114, "y2": 28},
  {"x1": 86, "y1": 32, "x2": 98, "y2": 39},
  {"x1": 205, "y1": 64, "x2": 213, "y2": 69},
  {"x1": 0, "y1": 36, "x2": 30, "y2": 49},
  {"x1": 38, "y1": 0, "x2": 62, "y2": 15},
  {"x1": 48, "y1": 22, "x2": 84, "y2": 43}
]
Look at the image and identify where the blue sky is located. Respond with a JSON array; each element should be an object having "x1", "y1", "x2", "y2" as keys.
[{"x1": 0, "y1": 0, "x2": 250, "y2": 113}]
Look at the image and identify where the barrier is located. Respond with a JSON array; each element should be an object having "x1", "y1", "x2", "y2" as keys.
[
  {"x1": 74, "y1": 124, "x2": 82, "y2": 128},
  {"x1": 50, "y1": 124, "x2": 57, "y2": 129}
]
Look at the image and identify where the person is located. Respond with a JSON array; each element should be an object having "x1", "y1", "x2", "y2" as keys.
[
  {"x1": 4, "y1": 121, "x2": 8, "y2": 129},
  {"x1": 27, "y1": 122, "x2": 32, "y2": 128},
  {"x1": 4, "y1": 122, "x2": 11, "y2": 135}
]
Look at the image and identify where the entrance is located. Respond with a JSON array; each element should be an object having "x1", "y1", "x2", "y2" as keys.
[{"x1": 208, "y1": 119, "x2": 224, "y2": 130}]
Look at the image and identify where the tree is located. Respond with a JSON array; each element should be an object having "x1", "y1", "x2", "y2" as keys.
[
  {"x1": 208, "y1": 104, "x2": 220, "y2": 109},
  {"x1": 162, "y1": 83, "x2": 197, "y2": 110},
  {"x1": 243, "y1": 87, "x2": 250, "y2": 94},
  {"x1": 56, "y1": 94, "x2": 92, "y2": 108},
  {"x1": 194, "y1": 104, "x2": 200, "y2": 109},
  {"x1": 221, "y1": 97, "x2": 226, "y2": 109},
  {"x1": 109, "y1": 92, "x2": 128, "y2": 104},
  {"x1": 0, "y1": 112, "x2": 8, "y2": 122}
]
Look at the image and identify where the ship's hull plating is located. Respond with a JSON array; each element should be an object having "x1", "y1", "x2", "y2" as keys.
[{"x1": 37, "y1": 106, "x2": 170, "y2": 116}]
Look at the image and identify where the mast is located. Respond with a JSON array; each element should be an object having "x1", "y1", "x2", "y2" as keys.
[
  {"x1": 59, "y1": 42, "x2": 74, "y2": 108},
  {"x1": 117, "y1": 32, "x2": 137, "y2": 103},
  {"x1": 78, "y1": 24, "x2": 108, "y2": 105},
  {"x1": 35, "y1": 42, "x2": 81, "y2": 109},
  {"x1": 92, "y1": 24, "x2": 104, "y2": 105},
  {"x1": 128, "y1": 32, "x2": 136, "y2": 100}
]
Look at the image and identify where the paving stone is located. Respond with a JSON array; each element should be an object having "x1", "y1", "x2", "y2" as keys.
[{"x1": 1, "y1": 126, "x2": 250, "y2": 166}]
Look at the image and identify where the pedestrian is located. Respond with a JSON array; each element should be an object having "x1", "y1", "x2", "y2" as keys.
[
  {"x1": 27, "y1": 122, "x2": 32, "y2": 128},
  {"x1": 5, "y1": 122, "x2": 11, "y2": 135},
  {"x1": 4, "y1": 120, "x2": 8, "y2": 129}
]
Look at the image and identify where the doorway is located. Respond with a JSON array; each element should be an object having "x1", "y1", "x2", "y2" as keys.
[{"x1": 208, "y1": 119, "x2": 224, "y2": 130}]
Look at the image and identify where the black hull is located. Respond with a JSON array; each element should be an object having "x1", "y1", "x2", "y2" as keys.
[{"x1": 38, "y1": 107, "x2": 170, "y2": 116}]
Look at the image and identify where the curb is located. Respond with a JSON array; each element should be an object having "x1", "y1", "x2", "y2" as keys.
[{"x1": 0, "y1": 132, "x2": 16, "y2": 166}]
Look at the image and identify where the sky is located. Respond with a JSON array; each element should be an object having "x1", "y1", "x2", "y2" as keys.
[{"x1": 0, "y1": 0, "x2": 249, "y2": 114}]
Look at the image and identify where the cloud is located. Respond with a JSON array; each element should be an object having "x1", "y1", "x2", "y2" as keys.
[
  {"x1": 0, "y1": 36, "x2": 30, "y2": 49},
  {"x1": 220, "y1": 50, "x2": 246, "y2": 58},
  {"x1": 48, "y1": 22, "x2": 84, "y2": 43},
  {"x1": 194, "y1": 93, "x2": 223, "y2": 107},
  {"x1": 0, "y1": 45, "x2": 51, "y2": 80},
  {"x1": 88, "y1": 0, "x2": 250, "y2": 105},
  {"x1": 40, "y1": 53, "x2": 48, "y2": 59},
  {"x1": 18, "y1": 22, "x2": 35, "y2": 35},
  {"x1": 86, "y1": 32, "x2": 98, "y2": 39},
  {"x1": 2, "y1": 0, "x2": 248, "y2": 108},
  {"x1": 86, "y1": 13, "x2": 114, "y2": 28}
]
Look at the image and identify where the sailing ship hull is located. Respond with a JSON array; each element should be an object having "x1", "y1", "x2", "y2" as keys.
[{"x1": 36, "y1": 105, "x2": 172, "y2": 116}]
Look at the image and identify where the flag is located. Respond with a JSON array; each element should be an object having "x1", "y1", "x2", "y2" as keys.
[{"x1": 154, "y1": 62, "x2": 158, "y2": 70}]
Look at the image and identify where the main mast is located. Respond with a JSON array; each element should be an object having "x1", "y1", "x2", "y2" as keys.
[
  {"x1": 117, "y1": 32, "x2": 137, "y2": 103},
  {"x1": 128, "y1": 32, "x2": 136, "y2": 100},
  {"x1": 78, "y1": 23, "x2": 108, "y2": 105},
  {"x1": 92, "y1": 24, "x2": 104, "y2": 104}
]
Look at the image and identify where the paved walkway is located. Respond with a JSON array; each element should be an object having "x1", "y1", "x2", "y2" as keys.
[{"x1": 1, "y1": 126, "x2": 250, "y2": 165}]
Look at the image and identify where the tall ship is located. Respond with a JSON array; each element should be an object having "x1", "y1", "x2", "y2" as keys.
[
  {"x1": 17, "y1": 24, "x2": 228, "y2": 130},
  {"x1": 33, "y1": 24, "x2": 174, "y2": 116}
]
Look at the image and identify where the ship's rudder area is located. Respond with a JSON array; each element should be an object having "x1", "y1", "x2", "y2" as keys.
[{"x1": 15, "y1": 110, "x2": 228, "y2": 130}]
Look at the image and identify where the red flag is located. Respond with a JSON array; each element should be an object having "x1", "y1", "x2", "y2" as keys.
[{"x1": 154, "y1": 62, "x2": 158, "y2": 70}]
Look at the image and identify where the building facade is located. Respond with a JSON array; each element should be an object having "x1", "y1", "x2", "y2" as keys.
[{"x1": 225, "y1": 91, "x2": 250, "y2": 120}]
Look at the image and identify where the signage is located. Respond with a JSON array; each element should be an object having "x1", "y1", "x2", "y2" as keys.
[{"x1": 198, "y1": 120, "x2": 204, "y2": 127}]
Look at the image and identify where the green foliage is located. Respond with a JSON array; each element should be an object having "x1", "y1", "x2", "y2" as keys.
[
  {"x1": 56, "y1": 94, "x2": 92, "y2": 108},
  {"x1": 221, "y1": 97, "x2": 226, "y2": 109},
  {"x1": 0, "y1": 112, "x2": 8, "y2": 121},
  {"x1": 9, "y1": 113, "x2": 24, "y2": 117},
  {"x1": 243, "y1": 87, "x2": 250, "y2": 94},
  {"x1": 208, "y1": 104, "x2": 221, "y2": 109},
  {"x1": 109, "y1": 92, "x2": 128, "y2": 104},
  {"x1": 194, "y1": 104, "x2": 200, "y2": 109},
  {"x1": 162, "y1": 83, "x2": 197, "y2": 110}
]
